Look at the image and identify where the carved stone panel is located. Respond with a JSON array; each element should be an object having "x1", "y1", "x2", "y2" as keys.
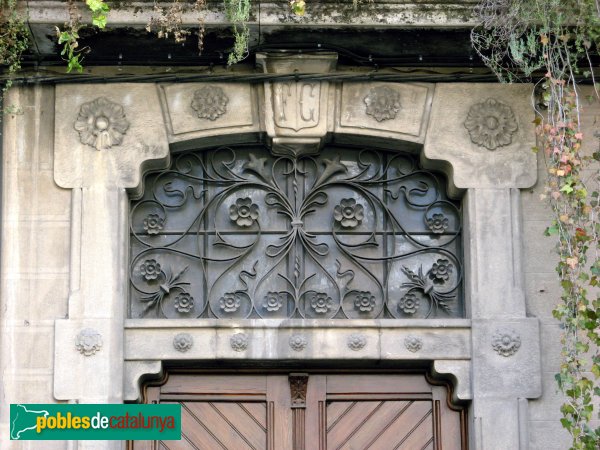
[
  {"x1": 129, "y1": 144, "x2": 463, "y2": 319},
  {"x1": 338, "y1": 82, "x2": 432, "y2": 142}
]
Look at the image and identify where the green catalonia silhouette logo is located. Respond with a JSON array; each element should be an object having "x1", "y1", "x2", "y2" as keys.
[{"x1": 10, "y1": 403, "x2": 181, "y2": 440}]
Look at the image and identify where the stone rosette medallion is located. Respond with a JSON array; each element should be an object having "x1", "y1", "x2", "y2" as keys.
[
  {"x1": 173, "y1": 333, "x2": 193, "y2": 352},
  {"x1": 404, "y1": 335, "x2": 423, "y2": 353},
  {"x1": 289, "y1": 334, "x2": 308, "y2": 352},
  {"x1": 75, "y1": 328, "x2": 103, "y2": 356},
  {"x1": 191, "y1": 85, "x2": 229, "y2": 121},
  {"x1": 347, "y1": 334, "x2": 367, "y2": 351},
  {"x1": 491, "y1": 328, "x2": 521, "y2": 357},
  {"x1": 230, "y1": 333, "x2": 249, "y2": 352},
  {"x1": 74, "y1": 97, "x2": 130, "y2": 151},
  {"x1": 464, "y1": 98, "x2": 518, "y2": 150},
  {"x1": 364, "y1": 86, "x2": 401, "y2": 122}
]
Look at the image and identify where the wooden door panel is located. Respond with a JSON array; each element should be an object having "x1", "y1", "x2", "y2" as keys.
[
  {"x1": 133, "y1": 373, "x2": 466, "y2": 450},
  {"x1": 326, "y1": 400, "x2": 433, "y2": 450}
]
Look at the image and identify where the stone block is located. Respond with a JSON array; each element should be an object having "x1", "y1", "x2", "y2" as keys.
[
  {"x1": 523, "y1": 220, "x2": 559, "y2": 274},
  {"x1": 4, "y1": 276, "x2": 69, "y2": 321},
  {"x1": 162, "y1": 83, "x2": 258, "y2": 141},
  {"x1": 336, "y1": 82, "x2": 433, "y2": 143},
  {"x1": 54, "y1": 84, "x2": 170, "y2": 190},
  {"x1": 528, "y1": 371, "x2": 566, "y2": 421},
  {"x1": 424, "y1": 83, "x2": 537, "y2": 189},
  {"x1": 472, "y1": 318, "x2": 541, "y2": 399}
]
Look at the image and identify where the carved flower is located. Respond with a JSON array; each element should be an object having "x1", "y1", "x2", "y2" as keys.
[
  {"x1": 364, "y1": 86, "x2": 401, "y2": 122},
  {"x1": 140, "y1": 259, "x2": 161, "y2": 281},
  {"x1": 399, "y1": 292, "x2": 420, "y2": 314},
  {"x1": 464, "y1": 98, "x2": 518, "y2": 150},
  {"x1": 143, "y1": 214, "x2": 165, "y2": 235},
  {"x1": 347, "y1": 334, "x2": 367, "y2": 351},
  {"x1": 289, "y1": 334, "x2": 308, "y2": 352},
  {"x1": 219, "y1": 292, "x2": 242, "y2": 312},
  {"x1": 229, "y1": 197, "x2": 259, "y2": 227},
  {"x1": 353, "y1": 291, "x2": 376, "y2": 312},
  {"x1": 263, "y1": 292, "x2": 284, "y2": 312},
  {"x1": 310, "y1": 292, "x2": 333, "y2": 314},
  {"x1": 429, "y1": 259, "x2": 453, "y2": 284},
  {"x1": 426, "y1": 213, "x2": 449, "y2": 234},
  {"x1": 173, "y1": 333, "x2": 193, "y2": 352},
  {"x1": 75, "y1": 328, "x2": 103, "y2": 356},
  {"x1": 174, "y1": 293, "x2": 194, "y2": 313},
  {"x1": 191, "y1": 86, "x2": 228, "y2": 121},
  {"x1": 492, "y1": 328, "x2": 521, "y2": 357},
  {"x1": 333, "y1": 198, "x2": 364, "y2": 228},
  {"x1": 230, "y1": 333, "x2": 248, "y2": 352},
  {"x1": 74, "y1": 97, "x2": 130, "y2": 151},
  {"x1": 404, "y1": 335, "x2": 423, "y2": 353}
]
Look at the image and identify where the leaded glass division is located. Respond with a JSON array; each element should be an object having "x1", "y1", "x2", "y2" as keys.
[{"x1": 129, "y1": 145, "x2": 463, "y2": 319}]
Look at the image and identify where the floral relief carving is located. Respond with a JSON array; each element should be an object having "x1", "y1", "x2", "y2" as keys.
[
  {"x1": 230, "y1": 333, "x2": 249, "y2": 352},
  {"x1": 399, "y1": 292, "x2": 420, "y2": 315},
  {"x1": 173, "y1": 333, "x2": 193, "y2": 352},
  {"x1": 429, "y1": 258, "x2": 452, "y2": 284},
  {"x1": 229, "y1": 198, "x2": 260, "y2": 227},
  {"x1": 334, "y1": 198, "x2": 364, "y2": 228},
  {"x1": 364, "y1": 86, "x2": 401, "y2": 122},
  {"x1": 143, "y1": 214, "x2": 165, "y2": 235},
  {"x1": 309, "y1": 292, "x2": 333, "y2": 314},
  {"x1": 353, "y1": 291, "x2": 376, "y2": 312},
  {"x1": 347, "y1": 334, "x2": 367, "y2": 351},
  {"x1": 174, "y1": 293, "x2": 194, "y2": 313},
  {"x1": 75, "y1": 328, "x2": 103, "y2": 356},
  {"x1": 404, "y1": 335, "x2": 423, "y2": 353},
  {"x1": 492, "y1": 328, "x2": 521, "y2": 357},
  {"x1": 191, "y1": 86, "x2": 228, "y2": 121},
  {"x1": 263, "y1": 292, "x2": 285, "y2": 312},
  {"x1": 220, "y1": 292, "x2": 242, "y2": 313},
  {"x1": 464, "y1": 98, "x2": 518, "y2": 150},
  {"x1": 130, "y1": 147, "x2": 463, "y2": 320},
  {"x1": 426, "y1": 213, "x2": 449, "y2": 234},
  {"x1": 289, "y1": 335, "x2": 308, "y2": 352},
  {"x1": 139, "y1": 259, "x2": 161, "y2": 281},
  {"x1": 74, "y1": 97, "x2": 130, "y2": 151}
]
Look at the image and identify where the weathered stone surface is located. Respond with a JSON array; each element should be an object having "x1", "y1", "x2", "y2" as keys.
[
  {"x1": 424, "y1": 83, "x2": 537, "y2": 188},
  {"x1": 54, "y1": 84, "x2": 169, "y2": 191},
  {"x1": 161, "y1": 83, "x2": 259, "y2": 142},
  {"x1": 337, "y1": 82, "x2": 433, "y2": 143}
]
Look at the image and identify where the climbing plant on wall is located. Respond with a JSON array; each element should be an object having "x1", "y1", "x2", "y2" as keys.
[{"x1": 472, "y1": 1, "x2": 600, "y2": 448}]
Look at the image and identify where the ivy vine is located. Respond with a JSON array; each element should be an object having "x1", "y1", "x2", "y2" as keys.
[{"x1": 473, "y1": 1, "x2": 600, "y2": 448}]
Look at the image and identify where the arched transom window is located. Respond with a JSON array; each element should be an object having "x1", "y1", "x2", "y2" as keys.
[{"x1": 129, "y1": 145, "x2": 463, "y2": 319}]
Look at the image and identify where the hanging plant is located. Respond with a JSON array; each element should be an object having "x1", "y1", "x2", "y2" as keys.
[
  {"x1": 472, "y1": 1, "x2": 600, "y2": 449},
  {"x1": 0, "y1": 0, "x2": 28, "y2": 113}
]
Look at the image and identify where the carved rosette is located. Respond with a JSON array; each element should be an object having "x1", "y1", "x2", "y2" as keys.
[
  {"x1": 173, "y1": 333, "x2": 193, "y2": 352},
  {"x1": 464, "y1": 98, "x2": 518, "y2": 150},
  {"x1": 289, "y1": 335, "x2": 308, "y2": 352},
  {"x1": 347, "y1": 334, "x2": 367, "y2": 351},
  {"x1": 191, "y1": 86, "x2": 228, "y2": 120},
  {"x1": 230, "y1": 333, "x2": 249, "y2": 352},
  {"x1": 404, "y1": 335, "x2": 423, "y2": 353},
  {"x1": 364, "y1": 86, "x2": 401, "y2": 122},
  {"x1": 74, "y1": 97, "x2": 130, "y2": 151},
  {"x1": 75, "y1": 328, "x2": 103, "y2": 356},
  {"x1": 491, "y1": 328, "x2": 521, "y2": 357}
]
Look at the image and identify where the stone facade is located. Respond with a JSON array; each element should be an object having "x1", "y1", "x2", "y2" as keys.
[{"x1": 1, "y1": 54, "x2": 596, "y2": 449}]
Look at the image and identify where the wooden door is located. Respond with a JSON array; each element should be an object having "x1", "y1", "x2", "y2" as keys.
[{"x1": 132, "y1": 373, "x2": 466, "y2": 450}]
